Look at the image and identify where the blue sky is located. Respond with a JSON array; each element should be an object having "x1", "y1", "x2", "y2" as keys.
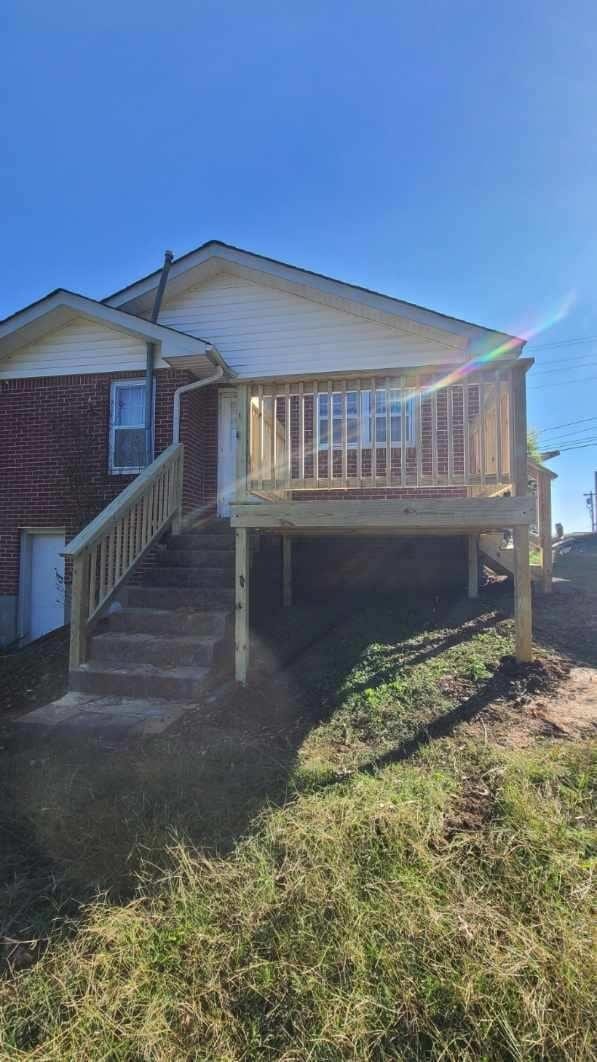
[{"x1": 2, "y1": 1, "x2": 597, "y2": 530}]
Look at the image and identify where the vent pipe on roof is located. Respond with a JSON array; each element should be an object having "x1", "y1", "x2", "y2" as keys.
[{"x1": 144, "y1": 250, "x2": 174, "y2": 465}]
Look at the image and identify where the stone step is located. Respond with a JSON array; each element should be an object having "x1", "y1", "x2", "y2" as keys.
[
  {"x1": 168, "y1": 533, "x2": 234, "y2": 551},
  {"x1": 147, "y1": 566, "x2": 234, "y2": 589},
  {"x1": 160, "y1": 549, "x2": 235, "y2": 568},
  {"x1": 126, "y1": 585, "x2": 234, "y2": 610},
  {"x1": 101, "y1": 607, "x2": 228, "y2": 637},
  {"x1": 70, "y1": 662, "x2": 212, "y2": 701},
  {"x1": 90, "y1": 632, "x2": 220, "y2": 667}
]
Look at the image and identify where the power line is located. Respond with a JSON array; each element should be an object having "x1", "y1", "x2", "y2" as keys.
[
  {"x1": 539, "y1": 424, "x2": 597, "y2": 442},
  {"x1": 531, "y1": 358, "x2": 597, "y2": 377},
  {"x1": 529, "y1": 374, "x2": 597, "y2": 391},
  {"x1": 526, "y1": 334, "x2": 597, "y2": 351},
  {"x1": 537, "y1": 415, "x2": 597, "y2": 435},
  {"x1": 555, "y1": 440, "x2": 597, "y2": 452}
]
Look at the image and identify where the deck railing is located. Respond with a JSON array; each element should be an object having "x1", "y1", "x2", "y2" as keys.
[
  {"x1": 528, "y1": 458, "x2": 554, "y2": 591},
  {"x1": 64, "y1": 442, "x2": 184, "y2": 668},
  {"x1": 244, "y1": 367, "x2": 514, "y2": 494}
]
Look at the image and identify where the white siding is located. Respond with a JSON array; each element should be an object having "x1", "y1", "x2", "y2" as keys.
[
  {"x1": 0, "y1": 318, "x2": 167, "y2": 379},
  {"x1": 157, "y1": 272, "x2": 468, "y2": 378}
]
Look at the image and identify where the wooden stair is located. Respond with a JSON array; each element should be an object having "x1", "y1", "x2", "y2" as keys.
[
  {"x1": 70, "y1": 520, "x2": 234, "y2": 701},
  {"x1": 480, "y1": 532, "x2": 543, "y2": 583}
]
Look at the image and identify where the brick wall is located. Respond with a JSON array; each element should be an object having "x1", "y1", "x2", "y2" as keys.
[{"x1": 0, "y1": 370, "x2": 219, "y2": 598}]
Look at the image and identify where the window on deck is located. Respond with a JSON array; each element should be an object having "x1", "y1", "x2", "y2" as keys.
[{"x1": 318, "y1": 389, "x2": 415, "y2": 449}]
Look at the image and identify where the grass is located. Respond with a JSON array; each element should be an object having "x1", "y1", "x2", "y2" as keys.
[{"x1": 1, "y1": 596, "x2": 595, "y2": 1060}]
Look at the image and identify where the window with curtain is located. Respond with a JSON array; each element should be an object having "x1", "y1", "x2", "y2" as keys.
[{"x1": 109, "y1": 380, "x2": 150, "y2": 473}]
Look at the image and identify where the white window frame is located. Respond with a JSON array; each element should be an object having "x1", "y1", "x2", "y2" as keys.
[
  {"x1": 109, "y1": 379, "x2": 154, "y2": 475},
  {"x1": 318, "y1": 389, "x2": 415, "y2": 450}
]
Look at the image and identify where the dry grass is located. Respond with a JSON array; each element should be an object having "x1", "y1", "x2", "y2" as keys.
[{"x1": 1, "y1": 597, "x2": 595, "y2": 1059}]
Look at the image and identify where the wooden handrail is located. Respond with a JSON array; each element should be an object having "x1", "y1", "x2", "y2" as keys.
[
  {"x1": 67, "y1": 442, "x2": 184, "y2": 669},
  {"x1": 65, "y1": 443, "x2": 183, "y2": 557}
]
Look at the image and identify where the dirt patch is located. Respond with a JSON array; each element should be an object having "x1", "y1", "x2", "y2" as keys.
[
  {"x1": 0, "y1": 627, "x2": 68, "y2": 716},
  {"x1": 466, "y1": 659, "x2": 597, "y2": 748}
]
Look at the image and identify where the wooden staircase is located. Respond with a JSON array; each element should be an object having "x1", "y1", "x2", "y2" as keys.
[
  {"x1": 480, "y1": 531, "x2": 544, "y2": 584},
  {"x1": 70, "y1": 520, "x2": 234, "y2": 701}
]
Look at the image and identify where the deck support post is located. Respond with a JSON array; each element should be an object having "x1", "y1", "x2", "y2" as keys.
[
  {"x1": 513, "y1": 524, "x2": 532, "y2": 662},
  {"x1": 235, "y1": 527, "x2": 250, "y2": 684},
  {"x1": 538, "y1": 473, "x2": 553, "y2": 593},
  {"x1": 69, "y1": 551, "x2": 90, "y2": 670},
  {"x1": 510, "y1": 363, "x2": 533, "y2": 659},
  {"x1": 282, "y1": 536, "x2": 293, "y2": 607},
  {"x1": 467, "y1": 534, "x2": 479, "y2": 599}
]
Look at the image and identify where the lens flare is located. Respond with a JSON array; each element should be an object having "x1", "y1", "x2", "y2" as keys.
[{"x1": 415, "y1": 291, "x2": 575, "y2": 397}]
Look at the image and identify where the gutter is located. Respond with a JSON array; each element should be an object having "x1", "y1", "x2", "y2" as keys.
[
  {"x1": 145, "y1": 250, "x2": 174, "y2": 464},
  {"x1": 172, "y1": 365, "x2": 224, "y2": 444}
]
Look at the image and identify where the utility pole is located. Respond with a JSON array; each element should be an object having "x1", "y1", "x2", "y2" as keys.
[{"x1": 585, "y1": 487, "x2": 596, "y2": 533}]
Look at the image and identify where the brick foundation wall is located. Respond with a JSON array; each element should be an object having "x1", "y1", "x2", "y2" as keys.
[{"x1": 0, "y1": 370, "x2": 219, "y2": 600}]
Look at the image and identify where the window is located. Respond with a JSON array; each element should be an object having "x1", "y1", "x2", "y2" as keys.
[
  {"x1": 109, "y1": 380, "x2": 150, "y2": 474},
  {"x1": 318, "y1": 388, "x2": 415, "y2": 449}
]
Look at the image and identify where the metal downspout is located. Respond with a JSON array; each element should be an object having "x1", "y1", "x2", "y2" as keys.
[
  {"x1": 144, "y1": 249, "x2": 174, "y2": 464},
  {"x1": 172, "y1": 366, "x2": 224, "y2": 445}
]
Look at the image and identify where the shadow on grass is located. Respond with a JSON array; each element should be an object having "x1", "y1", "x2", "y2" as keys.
[{"x1": 0, "y1": 585, "x2": 556, "y2": 967}]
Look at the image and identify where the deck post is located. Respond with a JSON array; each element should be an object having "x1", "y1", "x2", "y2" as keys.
[
  {"x1": 69, "y1": 550, "x2": 90, "y2": 670},
  {"x1": 538, "y1": 472, "x2": 553, "y2": 593},
  {"x1": 467, "y1": 534, "x2": 479, "y2": 598},
  {"x1": 513, "y1": 524, "x2": 532, "y2": 661},
  {"x1": 282, "y1": 536, "x2": 293, "y2": 607},
  {"x1": 510, "y1": 363, "x2": 533, "y2": 660},
  {"x1": 235, "y1": 527, "x2": 250, "y2": 684}
]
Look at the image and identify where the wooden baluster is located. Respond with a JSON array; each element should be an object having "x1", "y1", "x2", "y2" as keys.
[
  {"x1": 444, "y1": 386, "x2": 452, "y2": 482},
  {"x1": 107, "y1": 528, "x2": 116, "y2": 596},
  {"x1": 464, "y1": 385, "x2": 471, "y2": 485},
  {"x1": 479, "y1": 377, "x2": 486, "y2": 487},
  {"x1": 416, "y1": 387, "x2": 423, "y2": 487},
  {"x1": 431, "y1": 388, "x2": 438, "y2": 484},
  {"x1": 327, "y1": 379, "x2": 333, "y2": 486},
  {"x1": 495, "y1": 374, "x2": 503, "y2": 483},
  {"x1": 88, "y1": 545, "x2": 98, "y2": 618},
  {"x1": 399, "y1": 382, "x2": 403, "y2": 486},
  {"x1": 298, "y1": 381, "x2": 305, "y2": 485},
  {"x1": 371, "y1": 377, "x2": 377, "y2": 481},
  {"x1": 99, "y1": 536, "x2": 108, "y2": 604},
  {"x1": 356, "y1": 379, "x2": 362, "y2": 486},
  {"x1": 341, "y1": 379, "x2": 348, "y2": 486},
  {"x1": 257, "y1": 384, "x2": 264, "y2": 490},
  {"x1": 385, "y1": 377, "x2": 392, "y2": 486},
  {"x1": 115, "y1": 518, "x2": 123, "y2": 582},
  {"x1": 285, "y1": 382, "x2": 291, "y2": 489}
]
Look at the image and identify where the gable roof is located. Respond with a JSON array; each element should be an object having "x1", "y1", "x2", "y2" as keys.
[
  {"x1": 105, "y1": 239, "x2": 525, "y2": 358},
  {"x1": 0, "y1": 288, "x2": 233, "y2": 377}
]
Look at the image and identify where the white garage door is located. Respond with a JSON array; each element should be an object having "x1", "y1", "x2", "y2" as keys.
[{"x1": 28, "y1": 532, "x2": 65, "y2": 641}]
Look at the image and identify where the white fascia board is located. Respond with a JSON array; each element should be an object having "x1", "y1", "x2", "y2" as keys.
[
  {"x1": 105, "y1": 242, "x2": 523, "y2": 355},
  {"x1": 0, "y1": 290, "x2": 216, "y2": 360}
]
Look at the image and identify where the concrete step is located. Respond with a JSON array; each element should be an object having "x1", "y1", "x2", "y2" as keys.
[
  {"x1": 101, "y1": 607, "x2": 228, "y2": 637},
  {"x1": 168, "y1": 533, "x2": 234, "y2": 551},
  {"x1": 160, "y1": 549, "x2": 235, "y2": 568},
  {"x1": 147, "y1": 566, "x2": 233, "y2": 589},
  {"x1": 70, "y1": 662, "x2": 212, "y2": 700},
  {"x1": 90, "y1": 632, "x2": 220, "y2": 668},
  {"x1": 126, "y1": 585, "x2": 234, "y2": 610}
]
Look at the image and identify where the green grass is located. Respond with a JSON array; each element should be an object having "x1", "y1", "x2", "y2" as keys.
[{"x1": 1, "y1": 600, "x2": 595, "y2": 1060}]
